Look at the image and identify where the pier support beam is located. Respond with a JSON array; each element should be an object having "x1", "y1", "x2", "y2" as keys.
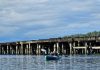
[
  {"x1": 89, "y1": 42, "x2": 92, "y2": 54},
  {"x1": 36, "y1": 44, "x2": 41, "y2": 55},
  {"x1": 73, "y1": 42, "x2": 76, "y2": 54},
  {"x1": 36, "y1": 44, "x2": 38, "y2": 55},
  {"x1": 20, "y1": 42, "x2": 23, "y2": 55},
  {"x1": 28, "y1": 43, "x2": 30, "y2": 55},
  {"x1": 16, "y1": 45, "x2": 18, "y2": 55},
  {"x1": 53, "y1": 43, "x2": 60, "y2": 54},
  {"x1": 28, "y1": 43, "x2": 32, "y2": 55},
  {"x1": 38, "y1": 44, "x2": 41, "y2": 55},
  {"x1": 57, "y1": 43, "x2": 59, "y2": 54},
  {"x1": 26, "y1": 44, "x2": 28, "y2": 55},
  {"x1": 2, "y1": 46, "x2": 3, "y2": 54},
  {"x1": 61, "y1": 43, "x2": 64, "y2": 55},
  {"x1": 85, "y1": 42, "x2": 87, "y2": 54},
  {"x1": 53, "y1": 44, "x2": 56, "y2": 52},
  {"x1": 69, "y1": 43, "x2": 72, "y2": 55},
  {"x1": 10, "y1": 46, "x2": 12, "y2": 54},
  {"x1": 7, "y1": 44, "x2": 9, "y2": 54}
]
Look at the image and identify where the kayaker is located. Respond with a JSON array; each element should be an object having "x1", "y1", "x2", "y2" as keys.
[{"x1": 50, "y1": 51, "x2": 59, "y2": 56}]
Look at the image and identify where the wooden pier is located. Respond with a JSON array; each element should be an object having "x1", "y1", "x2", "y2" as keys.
[{"x1": 0, "y1": 36, "x2": 100, "y2": 55}]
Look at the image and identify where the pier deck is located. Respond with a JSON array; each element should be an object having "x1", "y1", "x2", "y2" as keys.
[{"x1": 0, "y1": 36, "x2": 100, "y2": 55}]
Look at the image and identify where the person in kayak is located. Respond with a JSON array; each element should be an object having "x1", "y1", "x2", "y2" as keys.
[{"x1": 50, "y1": 51, "x2": 59, "y2": 56}]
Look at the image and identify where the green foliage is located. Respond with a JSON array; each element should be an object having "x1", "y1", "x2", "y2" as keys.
[{"x1": 63, "y1": 31, "x2": 100, "y2": 39}]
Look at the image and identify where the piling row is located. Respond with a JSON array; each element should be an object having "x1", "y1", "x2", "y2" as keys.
[{"x1": 0, "y1": 37, "x2": 100, "y2": 55}]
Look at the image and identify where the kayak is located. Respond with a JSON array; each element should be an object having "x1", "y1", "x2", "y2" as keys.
[{"x1": 45, "y1": 55, "x2": 61, "y2": 61}]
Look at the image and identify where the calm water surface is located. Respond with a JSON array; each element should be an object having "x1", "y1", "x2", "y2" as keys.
[{"x1": 0, "y1": 55, "x2": 100, "y2": 70}]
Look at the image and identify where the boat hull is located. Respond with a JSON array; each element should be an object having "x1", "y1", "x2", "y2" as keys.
[{"x1": 45, "y1": 55, "x2": 60, "y2": 60}]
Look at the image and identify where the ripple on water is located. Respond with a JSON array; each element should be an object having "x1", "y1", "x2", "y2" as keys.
[{"x1": 0, "y1": 55, "x2": 100, "y2": 70}]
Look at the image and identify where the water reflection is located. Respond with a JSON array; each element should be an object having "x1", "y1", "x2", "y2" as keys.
[
  {"x1": 69, "y1": 55, "x2": 100, "y2": 70},
  {"x1": 0, "y1": 55, "x2": 100, "y2": 70}
]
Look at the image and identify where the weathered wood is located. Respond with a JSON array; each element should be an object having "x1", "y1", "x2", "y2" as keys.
[{"x1": 0, "y1": 36, "x2": 100, "y2": 55}]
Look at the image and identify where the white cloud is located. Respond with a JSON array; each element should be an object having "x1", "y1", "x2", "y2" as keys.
[
  {"x1": 0, "y1": 26, "x2": 19, "y2": 36},
  {"x1": 91, "y1": 13, "x2": 100, "y2": 19},
  {"x1": 24, "y1": 23, "x2": 95, "y2": 38},
  {"x1": 0, "y1": 0, "x2": 100, "y2": 41}
]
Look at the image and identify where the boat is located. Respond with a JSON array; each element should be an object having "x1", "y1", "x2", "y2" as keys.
[
  {"x1": 42, "y1": 50, "x2": 61, "y2": 60},
  {"x1": 45, "y1": 55, "x2": 61, "y2": 61}
]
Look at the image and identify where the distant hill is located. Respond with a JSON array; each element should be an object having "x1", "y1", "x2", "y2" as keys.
[{"x1": 63, "y1": 31, "x2": 100, "y2": 38}]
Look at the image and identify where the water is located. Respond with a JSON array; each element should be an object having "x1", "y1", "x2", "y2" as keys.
[{"x1": 0, "y1": 55, "x2": 100, "y2": 70}]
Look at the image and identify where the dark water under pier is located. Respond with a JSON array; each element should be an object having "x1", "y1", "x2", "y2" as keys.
[{"x1": 0, "y1": 55, "x2": 100, "y2": 70}]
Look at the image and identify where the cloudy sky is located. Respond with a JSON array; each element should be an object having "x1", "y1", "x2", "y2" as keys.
[{"x1": 0, "y1": 0, "x2": 100, "y2": 42}]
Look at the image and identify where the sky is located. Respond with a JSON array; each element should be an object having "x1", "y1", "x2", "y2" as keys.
[{"x1": 0, "y1": 0, "x2": 100, "y2": 42}]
